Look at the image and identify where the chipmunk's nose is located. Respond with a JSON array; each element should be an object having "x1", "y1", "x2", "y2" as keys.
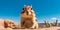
[
  {"x1": 26, "y1": 12, "x2": 29, "y2": 15},
  {"x1": 26, "y1": 11, "x2": 31, "y2": 15}
]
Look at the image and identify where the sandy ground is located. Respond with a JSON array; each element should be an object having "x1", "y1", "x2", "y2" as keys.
[
  {"x1": 13, "y1": 27, "x2": 60, "y2": 30},
  {"x1": 0, "y1": 27, "x2": 60, "y2": 30}
]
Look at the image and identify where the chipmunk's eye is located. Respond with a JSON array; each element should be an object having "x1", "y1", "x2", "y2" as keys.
[
  {"x1": 31, "y1": 8, "x2": 32, "y2": 10},
  {"x1": 23, "y1": 8, "x2": 24, "y2": 10}
]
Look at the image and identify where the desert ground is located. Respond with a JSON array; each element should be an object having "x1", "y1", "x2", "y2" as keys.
[{"x1": 12, "y1": 27, "x2": 60, "y2": 30}]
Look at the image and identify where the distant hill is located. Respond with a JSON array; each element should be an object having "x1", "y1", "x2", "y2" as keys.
[
  {"x1": 58, "y1": 23, "x2": 60, "y2": 27},
  {"x1": 38, "y1": 23, "x2": 45, "y2": 28},
  {"x1": 38, "y1": 23, "x2": 60, "y2": 27}
]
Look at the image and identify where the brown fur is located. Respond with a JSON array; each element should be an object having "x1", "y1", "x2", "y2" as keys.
[{"x1": 21, "y1": 5, "x2": 38, "y2": 29}]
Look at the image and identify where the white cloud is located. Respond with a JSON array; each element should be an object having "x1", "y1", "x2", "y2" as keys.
[{"x1": 51, "y1": 17, "x2": 57, "y2": 20}]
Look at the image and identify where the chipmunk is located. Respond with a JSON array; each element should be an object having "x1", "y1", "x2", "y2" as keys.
[{"x1": 21, "y1": 5, "x2": 38, "y2": 29}]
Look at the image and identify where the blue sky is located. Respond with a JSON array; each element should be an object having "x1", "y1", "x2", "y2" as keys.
[{"x1": 0, "y1": 0, "x2": 60, "y2": 23}]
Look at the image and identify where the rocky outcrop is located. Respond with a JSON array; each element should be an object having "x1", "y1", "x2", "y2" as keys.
[
  {"x1": 0, "y1": 19, "x2": 4, "y2": 29},
  {"x1": 0, "y1": 19, "x2": 18, "y2": 29}
]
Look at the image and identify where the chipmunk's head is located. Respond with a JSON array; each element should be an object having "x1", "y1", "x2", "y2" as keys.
[{"x1": 21, "y1": 5, "x2": 33, "y2": 15}]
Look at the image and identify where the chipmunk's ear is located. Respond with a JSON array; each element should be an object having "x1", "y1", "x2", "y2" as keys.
[
  {"x1": 23, "y1": 5, "x2": 26, "y2": 10},
  {"x1": 30, "y1": 5, "x2": 32, "y2": 10},
  {"x1": 24, "y1": 5, "x2": 26, "y2": 7}
]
